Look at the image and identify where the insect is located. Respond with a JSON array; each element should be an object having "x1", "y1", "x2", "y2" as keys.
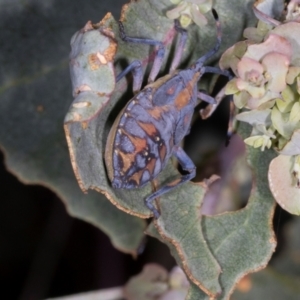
[{"x1": 105, "y1": 9, "x2": 231, "y2": 218}]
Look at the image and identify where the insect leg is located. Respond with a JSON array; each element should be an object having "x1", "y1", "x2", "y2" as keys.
[
  {"x1": 169, "y1": 20, "x2": 188, "y2": 72},
  {"x1": 116, "y1": 60, "x2": 143, "y2": 93},
  {"x1": 197, "y1": 91, "x2": 217, "y2": 104},
  {"x1": 195, "y1": 9, "x2": 221, "y2": 68},
  {"x1": 148, "y1": 45, "x2": 165, "y2": 83},
  {"x1": 200, "y1": 66, "x2": 234, "y2": 144},
  {"x1": 202, "y1": 66, "x2": 233, "y2": 79},
  {"x1": 200, "y1": 87, "x2": 235, "y2": 146},
  {"x1": 145, "y1": 146, "x2": 196, "y2": 218},
  {"x1": 225, "y1": 98, "x2": 237, "y2": 145},
  {"x1": 118, "y1": 21, "x2": 165, "y2": 83}
]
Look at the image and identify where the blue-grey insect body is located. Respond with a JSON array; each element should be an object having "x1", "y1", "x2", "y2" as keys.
[{"x1": 105, "y1": 10, "x2": 230, "y2": 218}]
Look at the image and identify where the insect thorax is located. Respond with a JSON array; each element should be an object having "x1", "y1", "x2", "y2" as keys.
[{"x1": 105, "y1": 71, "x2": 199, "y2": 189}]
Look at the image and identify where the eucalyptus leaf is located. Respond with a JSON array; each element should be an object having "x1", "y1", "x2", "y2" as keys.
[
  {"x1": 231, "y1": 268, "x2": 300, "y2": 300},
  {"x1": 0, "y1": 0, "x2": 146, "y2": 255},
  {"x1": 236, "y1": 109, "x2": 272, "y2": 126},
  {"x1": 153, "y1": 174, "x2": 222, "y2": 296},
  {"x1": 253, "y1": 0, "x2": 284, "y2": 22},
  {"x1": 271, "y1": 22, "x2": 300, "y2": 67},
  {"x1": 268, "y1": 154, "x2": 300, "y2": 215},
  {"x1": 231, "y1": 217, "x2": 300, "y2": 299},
  {"x1": 271, "y1": 106, "x2": 299, "y2": 140},
  {"x1": 148, "y1": 127, "x2": 276, "y2": 299},
  {"x1": 278, "y1": 129, "x2": 300, "y2": 155},
  {"x1": 0, "y1": 0, "x2": 267, "y2": 296}
]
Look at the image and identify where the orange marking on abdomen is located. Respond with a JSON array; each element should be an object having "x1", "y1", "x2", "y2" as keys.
[
  {"x1": 117, "y1": 150, "x2": 136, "y2": 173},
  {"x1": 126, "y1": 134, "x2": 147, "y2": 153},
  {"x1": 147, "y1": 106, "x2": 168, "y2": 120},
  {"x1": 137, "y1": 121, "x2": 158, "y2": 136},
  {"x1": 175, "y1": 88, "x2": 190, "y2": 110},
  {"x1": 147, "y1": 106, "x2": 163, "y2": 119},
  {"x1": 128, "y1": 169, "x2": 144, "y2": 186}
]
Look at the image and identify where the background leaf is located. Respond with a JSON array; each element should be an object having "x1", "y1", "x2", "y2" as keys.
[
  {"x1": 148, "y1": 124, "x2": 276, "y2": 300},
  {"x1": 232, "y1": 217, "x2": 300, "y2": 300},
  {"x1": 146, "y1": 168, "x2": 222, "y2": 297},
  {"x1": 0, "y1": 0, "x2": 263, "y2": 296},
  {"x1": 268, "y1": 154, "x2": 300, "y2": 215},
  {"x1": 200, "y1": 124, "x2": 276, "y2": 299},
  {"x1": 0, "y1": 0, "x2": 146, "y2": 255},
  {"x1": 64, "y1": 0, "x2": 259, "y2": 294}
]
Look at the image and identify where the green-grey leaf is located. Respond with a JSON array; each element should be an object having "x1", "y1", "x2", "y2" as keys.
[
  {"x1": 201, "y1": 127, "x2": 276, "y2": 299},
  {"x1": 149, "y1": 125, "x2": 276, "y2": 299},
  {"x1": 190, "y1": 137, "x2": 277, "y2": 300},
  {"x1": 231, "y1": 268, "x2": 300, "y2": 300},
  {"x1": 278, "y1": 129, "x2": 300, "y2": 155},
  {"x1": 149, "y1": 165, "x2": 222, "y2": 296},
  {"x1": 232, "y1": 217, "x2": 300, "y2": 299},
  {"x1": 236, "y1": 109, "x2": 272, "y2": 127},
  {"x1": 65, "y1": 0, "x2": 257, "y2": 215},
  {"x1": 124, "y1": 264, "x2": 169, "y2": 300},
  {"x1": 268, "y1": 155, "x2": 300, "y2": 215},
  {"x1": 0, "y1": 0, "x2": 146, "y2": 255},
  {"x1": 146, "y1": 224, "x2": 209, "y2": 300}
]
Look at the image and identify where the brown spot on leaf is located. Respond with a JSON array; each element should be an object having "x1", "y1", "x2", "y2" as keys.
[
  {"x1": 72, "y1": 101, "x2": 91, "y2": 108},
  {"x1": 82, "y1": 21, "x2": 93, "y2": 32},
  {"x1": 87, "y1": 32, "x2": 116, "y2": 68},
  {"x1": 236, "y1": 275, "x2": 252, "y2": 293},
  {"x1": 72, "y1": 112, "x2": 82, "y2": 121},
  {"x1": 103, "y1": 41, "x2": 117, "y2": 62},
  {"x1": 97, "y1": 52, "x2": 107, "y2": 64},
  {"x1": 101, "y1": 27, "x2": 115, "y2": 39},
  {"x1": 96, "y1": 12, "x2": 113, "y2": 28},
  {"x1": 81, "y1": 121, "x2": 88, "y2": 129},
  {"x1": 88, "y1": 53, "x2": 102, "y2": 70},
  {"x1": 36, "y1": 105, "x2": 44, "y2": 112},
  {"x1": 120, "y1": 4, "x2": 130, "y2": 22}
]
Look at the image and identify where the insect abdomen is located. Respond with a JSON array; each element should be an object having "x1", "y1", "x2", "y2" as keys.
[{"x1": 105, "y1": 91, "x2": 175, "y2": 189}]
